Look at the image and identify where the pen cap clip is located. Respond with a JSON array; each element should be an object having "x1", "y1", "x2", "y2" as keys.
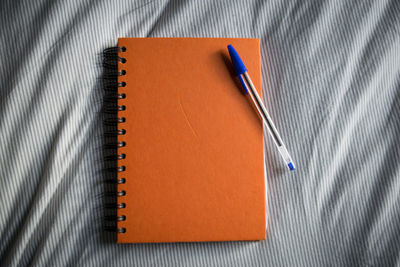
[
  {"x1": 238, "y1": 75, "x2": 249, "y2": 95},
  {"x1": 227, "y1": 45, "x2": 247, "y2": 76}
]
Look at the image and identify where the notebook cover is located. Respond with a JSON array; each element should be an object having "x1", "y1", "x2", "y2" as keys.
[{"x1": 117, "y1": 37, "x2": 266, "y2": 243}]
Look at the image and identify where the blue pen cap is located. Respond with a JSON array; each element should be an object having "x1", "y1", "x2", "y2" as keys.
[{"x1": 227, "y1": 45, "x2": 247, "y2": 76}]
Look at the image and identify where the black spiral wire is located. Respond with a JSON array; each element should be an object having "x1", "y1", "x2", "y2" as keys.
[{"x1": 103, "y1": 46, "x2": 127, "y2": 234}]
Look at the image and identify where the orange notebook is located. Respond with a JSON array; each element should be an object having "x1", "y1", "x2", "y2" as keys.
[{"x1": 116, "y1": 37, "x2": 266, "y2": 243}]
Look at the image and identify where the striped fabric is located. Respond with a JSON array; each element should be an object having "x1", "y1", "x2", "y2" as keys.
[{"x1": 1, "y1": 0, "x2": 399, "y2": 266}]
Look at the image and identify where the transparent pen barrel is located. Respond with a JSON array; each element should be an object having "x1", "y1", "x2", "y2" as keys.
[{"x1": 242, "y1": 72, "x2": 295, "y2": 169}]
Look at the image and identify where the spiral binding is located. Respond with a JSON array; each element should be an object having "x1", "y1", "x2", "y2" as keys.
[{"x1": 103, "y1": 46, "x2": 127, "y2": 234}]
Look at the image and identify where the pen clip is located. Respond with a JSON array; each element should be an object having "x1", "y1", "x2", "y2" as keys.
[{"x1": 238, "y1": 75, "x2": 249, "y2": 95}]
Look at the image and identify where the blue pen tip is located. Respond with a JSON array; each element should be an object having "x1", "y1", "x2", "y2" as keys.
[
  {"x1": 227, "y1": 45, "x2": 247, "y2": 76},
  {"x1": 288, "y1": 162, "x2": 296, "y2": 171}
]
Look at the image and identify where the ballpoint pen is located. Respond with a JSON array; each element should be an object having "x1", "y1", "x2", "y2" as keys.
[{"x1": 227, "y1": 44, "x2": 295, "y2": 171}]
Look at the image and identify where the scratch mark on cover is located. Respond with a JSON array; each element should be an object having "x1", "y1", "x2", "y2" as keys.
[{"x1": 179, "y1": 96, "x2": 199, "y2": 138}]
